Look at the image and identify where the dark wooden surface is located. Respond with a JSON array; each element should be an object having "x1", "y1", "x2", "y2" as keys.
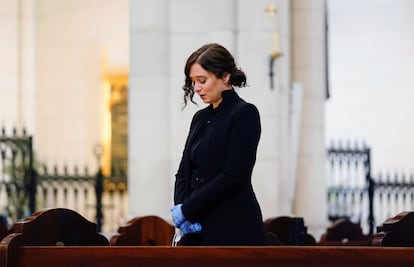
[
  {"x1": 6, "y1": 246, "x2": 414, "y2": 267},
  {"x1": 265, "y1": 216, "x2": 316, "y2": 245},
  {"x1": 319, "y1": 218, "x2": 373, "y2": 246},
  {"x1": 110, "y1": 215, "x2": 174, "y2": 246},
  {"x1": 373, "y1": 211, "x2": 414, "y2": 246},
  {"x1": 0, "y1": 220, "x2": 8, "y2": 242},
  {"x1": 9, "y1": 208, "x2": 108, "y2": 246},
  {"x1": 0, "y1": 208, "x2": 109, "y2": 267}
]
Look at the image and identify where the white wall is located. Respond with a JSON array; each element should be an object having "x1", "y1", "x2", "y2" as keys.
[
  {"x1": 326, "y1": 0, "x2": 414, "y2": 173},
  {"x1": 0, "y1": 0, "x2": 37, "y2": 134},
  {"x1": 128, "y1": 0, "x2": 171, "y2": 219},
  {"x1": 35, "y1": 0, "x2": 129, "y2": 168}
]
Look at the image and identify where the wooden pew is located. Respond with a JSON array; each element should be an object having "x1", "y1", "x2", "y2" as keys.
[
  {"x1": 0, "y1": 208, "x2": 109, "y2": 267},
  {"x1": 265, "y1": 216, "x2": 316, "y2": 245},
  {"x1": 1, "y1": 208, "x2": 108, "y2": 246},
  {"x1": 2, "y1": 208, "x2": 414, "y2": 267},
  {"x1": 373, "y1": 211, "x2": 414, "y2": 247},
  {"x1": 110, "y1": 215, "x2": 175, "y2": 246},
  {"x1": 318, "y1": 218, "x2": 373, "y2": 246},
  {"x1": 2, "y1": 245, "x2": 414, "y2": 267}
]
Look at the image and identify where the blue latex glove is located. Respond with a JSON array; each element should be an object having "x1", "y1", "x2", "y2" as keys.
[
  {"x1": 170, "y1": 204, "x2": 185, "y2": 227},
  {"x1": 180, "y1": 220, "x2": 202, "y2": 234}
]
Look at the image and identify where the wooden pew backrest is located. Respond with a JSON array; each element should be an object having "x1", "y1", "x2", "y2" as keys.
[
  {"x1": 319, "y1": 218, "x2": 373, "y2": 246},
  {"x1": 265, "y1": 216, "x2": 316, "y2": 245},
  {"x1": 110, "y1": 215, "x2": 174, "y2": 246},
  {"x1": 373, "y1": 211, "x2": 414, "y2": 246},
  {"x1": 4, "y1": 246, "x2": 414, "y2": 267},
  {"x1": 0, "y1": 208, "x2": 108, "y2": 267},
  {"x1": 10, "y1": 208, "x2": 108, "y2": 246}
]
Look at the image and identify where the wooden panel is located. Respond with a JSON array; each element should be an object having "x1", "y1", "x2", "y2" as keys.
[
  {"x1": 7, "y1": 246, "x2": 414, "y2": 267},
  {"x1": 110, "y1": 215, "x2": 174, "y2": 246},
  {"x1": 373, "y1": 211, "x2": 414, "y2": 247},
  {"x1": 10, "y1": 208, "x2": 108, "y2": 246}
]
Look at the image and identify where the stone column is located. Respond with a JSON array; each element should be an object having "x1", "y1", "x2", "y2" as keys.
[
  {"x1": 128, "y1": 0, "x2": 171, "y2": 219},
  {"x1": 274, "y1": 0, "x2": 296, "y2": 217},
  {"x1": 235, "y1": 0, "x2": 283, "y2": 219},
  {"x1": 291, "y1": 0, "x2": 328, "y2": 237}
]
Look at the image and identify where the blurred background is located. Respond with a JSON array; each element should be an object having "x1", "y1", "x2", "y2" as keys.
[{"x1": 326, "y1": 0, "x2": 414, "y2": 173}]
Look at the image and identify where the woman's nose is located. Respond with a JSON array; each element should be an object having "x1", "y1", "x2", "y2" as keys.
[{"x1": 194, "y1": 84, "x2": 202, "y2": 92}]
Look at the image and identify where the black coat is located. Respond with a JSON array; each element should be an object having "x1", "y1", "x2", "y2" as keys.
[{"x1": 174, "y1": 89, "x2": 265, "y2": 245}]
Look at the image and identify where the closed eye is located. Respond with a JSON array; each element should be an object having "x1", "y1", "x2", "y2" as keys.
[{"x1": 191, "y1": 78, "x2": 207, "y2": 87}]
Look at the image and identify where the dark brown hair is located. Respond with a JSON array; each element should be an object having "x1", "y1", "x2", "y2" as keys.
[{"x1": 182, "y1": 43, "x2": 247, "y2": 108}]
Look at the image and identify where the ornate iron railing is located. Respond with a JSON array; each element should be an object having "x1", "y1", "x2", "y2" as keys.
[
  {"x1": 0, "y1": 127, "x2": 127, "y2": 234},
  {"x1": 0, "y1": 128, "x2": 33, "y2": 223},
  {"x1": 327, "y1": 141, "x2": 413, "y2": 234}
]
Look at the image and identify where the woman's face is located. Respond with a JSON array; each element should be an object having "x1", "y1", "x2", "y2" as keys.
[{"x1": 189, "y1": 63, "x2": 230, "y2": 108}]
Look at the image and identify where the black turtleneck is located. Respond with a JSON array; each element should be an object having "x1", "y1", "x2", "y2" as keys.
[{"x1": 190, "y1": 89, "x2": 238, "y2": 174}]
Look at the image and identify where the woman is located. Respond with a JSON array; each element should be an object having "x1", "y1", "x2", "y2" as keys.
[{"x1": 171, "y1": 43, "x2": 265, "y2": 246}]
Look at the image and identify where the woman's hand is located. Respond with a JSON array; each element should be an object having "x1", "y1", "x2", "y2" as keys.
[
  {"x1": 170, "y1": 204, "x2": 185, "y2": 227},
  {"x1": 180, "y1": 221, "x2": 202, "y2": 234}
]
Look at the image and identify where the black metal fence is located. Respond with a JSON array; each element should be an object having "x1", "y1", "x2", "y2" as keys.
[
  {"x1": 35, "y1": 165, "x2": 128, "y2": 233},
  {"x1": 0, "y1": 128, "x2": 34, "y2": 224},
  {"x1": 327, "y1": 141, "x2": 414, "y2": 234},
  {"x1": 0, "y1": 128, "x2": 127, "y2": 234}
]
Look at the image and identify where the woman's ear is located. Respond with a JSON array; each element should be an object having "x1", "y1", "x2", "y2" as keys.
[{"x1": 223, "y1": 73, "x2": 231, "y2": 83}]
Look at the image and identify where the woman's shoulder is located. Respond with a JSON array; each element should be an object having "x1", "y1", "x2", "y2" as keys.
[{"x1": 234, "y1": 98, "x2": 259, "y2": 115}]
